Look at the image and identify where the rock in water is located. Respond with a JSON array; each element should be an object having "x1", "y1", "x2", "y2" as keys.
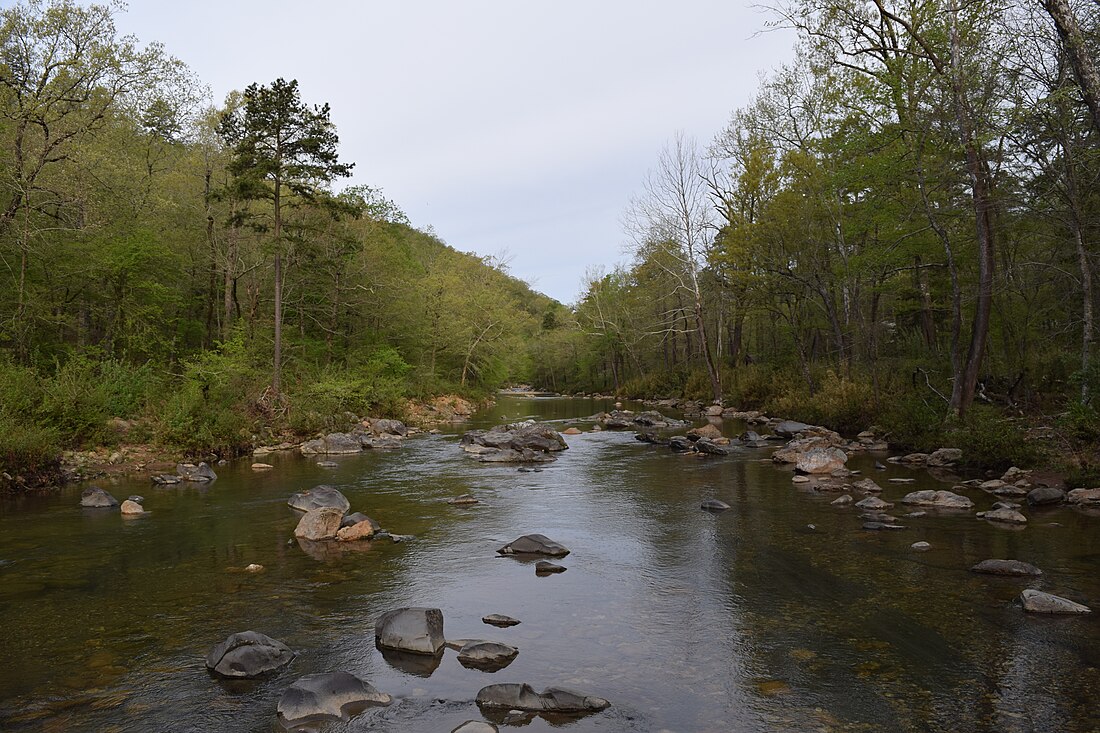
[
  {"x1": 120, "y1": 499, "x2": 145, "y2": 515},
  {"x1": 457, "y1": 641, "x2": 519, "y2": 671},
  {"x1": 452, "y1": 722, "x2": 498, "y2": 733},
  {"x1": 299, "y1": 433, "x2": 363, "y2": 455},
  {"x1": 855, "y1": 496, "x2": 893, "y2": 510},
  {"x1": 795, "y1": 446, "x2": 848, "y2": 474},
  {"x1": 1019, "y1": 589, "x2": 1091, "y2": 614},
  {"x1": 970, "y1": 559, "x2": 1042, "y2": 576},
  {"x1": 535, "y1": 561, "x2": 567, "y2": 575},
  {"x1": 80, "y1": 486, "x2": 118, "y2": 508},
  {"x1": 497, "y1": 534, "x2": 570, "y2": 557},
  {"x1": 288, "y1": 485, "x2": 351, "y2": 513},
  {"x1": 774, "y1": 420, "x2": 813, "y2": 437},
  {"x1": 900, "y1": 490, "x2": 974, "y2": 509},
  {"x1": 277, "y1": 671, "x2": 391, "y2": 725},
  {"x1": 911, "y1": 541, "x2": 932, "y2": 552},
  {"x1": 294, "y1": 507, "x2": 344, "y2": 541},
  {"x1": 335, "y1": 520, "x2": 374, "y2": 542},
  {"x1": 205, "y1": 630, "x2": 295, "y2": 678},
  {"x1": 176, "y1": 462, "x2": 217, "y2": 482},
  {"x1": 476, "y1": 683, "x2": 610, "y2": 713},
  {"x1": 374, "y1": 607, "x2": 445, "y2": 655},
  {"x1": 482, "y1": 614, "x2": 520, "y2": 627},
  {"x1": 700, "y1": 499, "x2": 731, "y2": 512},
  {"x1": 449, "y1": 494, "x2": 479, "y2": 505},
  {"x1": 981, "y1": 508, "x2": 1028, "y2": 525},
  {"x1": 1026, "y1": 486, "x2": 1066, "y2": 506}
]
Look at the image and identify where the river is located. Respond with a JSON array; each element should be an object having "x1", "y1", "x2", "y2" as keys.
[{"x1": 1, "y1": 396, "x2": 1098, "y2": 732}]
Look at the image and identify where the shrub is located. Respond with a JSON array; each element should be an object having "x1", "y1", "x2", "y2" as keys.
[
  {"x1": 946, "y1": 405, "x2": 1040, "y2": 470},
  {"x1": 878, "y1": 393, "x2": 947, "y2": 452},
  {"x1": 0, "y1": 411, "x2": 60, "y2": 476},
  {"x1": 287, "y1": 346, "x2": 412, "y2": 433}
]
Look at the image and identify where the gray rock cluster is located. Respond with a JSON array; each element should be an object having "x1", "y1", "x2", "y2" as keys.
[{"x1": 461, "y1": 421, "x2": 568, "y2": 463}]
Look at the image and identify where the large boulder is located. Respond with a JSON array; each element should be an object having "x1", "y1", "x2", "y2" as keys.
[
  {"x1": 374, "y1": 607, "x2": 445, "y2": 655},
  {"x1": 497, "y1": 534, "x2": 570, "y2": 557},
  {"x1": 462, "y1": 421, "x2": 568, "y2": 454},
  {"x1": 294, "y1": 508, "x2": 344, "y2": 541},
  {"x1": 772, "y1": 436, "x2": 841, "y2": 464},
  {"x1": 205, "y1": 631, "x2": 295, "y2": 678},
  {"x1": 177, "y1": 462, "x2": 217, "y2": 482},
  {"x1": 80, "y1": 486, "x2": 118, "y2": 508},
  {"x1": 476, "y1": 684, "x2": 610, "y2": 713},
  {"x1": 926, "y1": 448, "x2": 963, "y2": 467},
  {"x1": 1020, "y1": 589, "x2": 1091, "y2": 614},
  {"x1": 369, "y1": 418, "x2": 407, "y2": 436},
  {"x1": 970, "y1": 559, "x2": 1042, "y2": 576},
  {"x1": 277, "y1": 671, "x2": 391, "y2": 725},
  {"x1": 1027, "y1": 487, "x2": 1066, "y2": 506},
  {"x1": 795, "y1": 447, "x2": 847, "y2": 474},
  {"x1": 456, "y1": 641, "x2": 519, "y2": 671},
  {"x1": 900, "y1": 490, "x2": 974, "y2": 509},
  {"x1": 288, "y1": 485, "x2": 351, "y2": 514},
  {"x1": 299, "y1": 433, "x2": 363, "y2": 455}
]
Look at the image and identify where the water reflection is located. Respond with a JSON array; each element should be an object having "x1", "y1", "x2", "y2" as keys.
[{"x1": 0, "y1": 397, "x2": 1097, "y2": 732}]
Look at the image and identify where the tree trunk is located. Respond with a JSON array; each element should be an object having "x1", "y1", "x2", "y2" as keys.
[
  {"x1": 1043, "y1": 0, "x2": 1100, "y2": 136},
  {"x1": 273, "y1": 176, "x2": 283, "y2": 395}
]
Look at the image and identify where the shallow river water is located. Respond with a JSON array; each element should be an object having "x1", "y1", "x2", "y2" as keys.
[{"x1": 1, "y1": 397, "x2": 1099, "y2": 733}]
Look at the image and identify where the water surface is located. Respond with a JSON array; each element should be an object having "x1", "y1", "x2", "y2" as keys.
[{"x1": 1, "y1": 397, "x2": 1098, "y2": 732}]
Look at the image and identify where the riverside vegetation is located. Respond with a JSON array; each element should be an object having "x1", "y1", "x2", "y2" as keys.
[{"x1": 5, "y1": 0, "x2": 1100, "y2": 488}]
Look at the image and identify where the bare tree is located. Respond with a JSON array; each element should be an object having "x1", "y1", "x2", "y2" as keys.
[{"x1": 625, "y1": 133, "x2": 723, "y2": 404}]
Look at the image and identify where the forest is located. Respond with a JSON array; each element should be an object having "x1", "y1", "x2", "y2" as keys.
[{"x1": 4, "y1": 0, "x2": 1100, "y2": 484}]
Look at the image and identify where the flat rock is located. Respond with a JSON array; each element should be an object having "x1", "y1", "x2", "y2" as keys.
[
  {"x1": 701, "y1": 499, "x2": 731, "y2": 512},
  {"x1": 535, "y1": 561, "x2": 567, "y2": 574},
  {"x1": 774, "y1": 420, "x2": 813, "y2": 437},
  {"x1": 375, "y1": 607, "x2": 445, "y2": 655},
  {"x1": 205, "y1": 630, "x2": 295, "y2": 678},
  {"x1": 1020, "y1": 589, "x2": 1091, "y2": 614},
  {"x1": 862, "y1": 522, "x2": 907, "y2": 531},
  {"x1": 251, "y1": 463, "x2": 274, "y2": 471},
  {"x1": 1068, "y1": 488, "x2": 1100, "y2": 505},
  {"x1": 277, "y1": 671, "x2": 391, "y2": 725},
  {"x1": 80, "y1": 486, "x2": 118, "y2": 508},
  {"x1": 900, "y1": 490, "x2": 974, "y2": 509},
  {"x1": 151, "y1": 474, "x2": 181, "y2": 484},
  {"x1": 476, "y1": 684, "x2": 610, "y2": 713},
  {"x1": 911, "y1": 541, "x2": 931, "y2": 551},
  {"x1": 449, "y1": 494, "x2": 480, "y2": 505},
  {"x1": 294, "y1": 507, "x2": 344, "y2": 541},
  {"x1": 288, "y1": 485, "x2": 350, "y2": 514},
  {"x1": 482, "y1": 614, "x2": 520, "y2": 627},
  {"x1": 970, "y1": 559, "x2": 1042, "y2": 576},
  {"x1": 981, "y1": 508, "x2": 1028, "y2": 525},
  {"x1": 498, "y1": 534, "x2": 570, "y2": 557}
]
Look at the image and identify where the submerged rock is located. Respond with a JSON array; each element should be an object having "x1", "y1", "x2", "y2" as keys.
[
  {"x1": 482, "y1": 614, "x2": 521, "y2": 628},
  {"x1": 80, "y1": 486, "x2": 118, "y2": 508},
  {"x1": 700, "y1": 499, "x2": 731, "y2": 512},
  {"x1": 374, "y1": 607, "x2": 445, "y2": 655},
  {"x1": 294, "y1": 508, "x2": 344, "y2": 541},
  {"x1": 497, "y1": 534, "x2": 570, "y2": 557},
  {"x1": 476, "y1": 683, "x2": 610, "y2": 713},
  {"x1": 449, "y1": 494, "x2": 480, "y2": 505},
  {"x1": 1020, "y1": 589, "x2": 1091, "y2": 614},
  {"x1": 288, "y1": 485, "x2": 350, "y2": 514},
  {"x1": 205, "y1": 630, "x2": 295, "y2": 678},
  {"x1": 911, "y1": 541, "x2": 932, "y2": 551},
  {"x1": 970, "y1": 559, "x2": 1042, "y2": 576},
  {"x1": 277, "y1": 671, "x2": 391, "y2": 725},
  {"x1": 452, "y1": 722, "x2": 498, "y2": 733},
  {"x1": 535, "y1": 561, "x2": 567, "y2": 575},
  {"x1": 980, "y1": 508, "x2": 1028, "y2": 525}
]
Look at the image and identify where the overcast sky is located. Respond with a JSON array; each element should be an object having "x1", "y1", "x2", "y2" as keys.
[{"x1": 115, "y1": 1, "x2": 796, "y2": 304}]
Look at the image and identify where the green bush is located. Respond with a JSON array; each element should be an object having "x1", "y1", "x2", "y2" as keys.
[
  {"x1": 287, "y1": 346, "x2": 412, "y2": 433},
  {"x1": 0, "y1": 411, "x2": 60, "y2": 476},
  {"x1": 946, "y1": 405, "x2": 1040, "y2": 470},
  {"x1": 878, "y1": 393, "x2": 947, "y2": 452}
]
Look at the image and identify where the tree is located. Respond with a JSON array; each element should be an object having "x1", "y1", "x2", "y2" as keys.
[{"x1": 217, "y1": 78, "x2": 353, "y2": 394}]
